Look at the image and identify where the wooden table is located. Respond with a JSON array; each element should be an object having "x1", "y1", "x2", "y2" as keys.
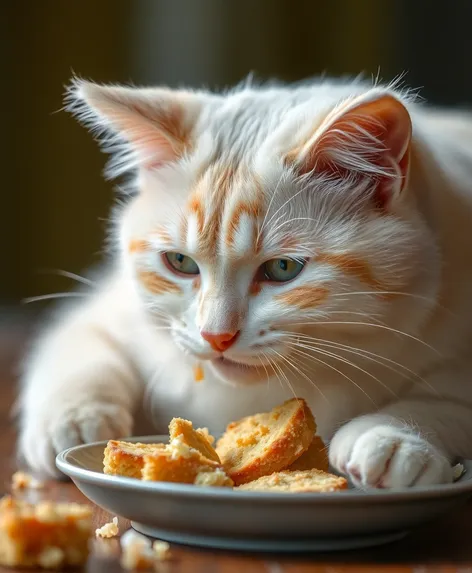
[{"x1": 2, "y1": 319, "x2": 472, "y2": 572}]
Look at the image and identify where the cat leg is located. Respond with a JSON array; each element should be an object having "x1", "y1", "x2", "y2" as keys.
[
  {"x1": 17, "y1": 317, "x2": 143, "y2": 478},
  {"x1": 329, "y1": 366, "x2": 472, "y2": 487}
]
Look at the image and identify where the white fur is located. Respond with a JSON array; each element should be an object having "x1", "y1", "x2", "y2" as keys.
[{"x1": 17, "y1": 76, "x2": 472, "y2": 488}]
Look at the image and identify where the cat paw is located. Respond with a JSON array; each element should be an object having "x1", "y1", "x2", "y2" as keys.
[
  {"x1": 329, "y1": 421, "x2": 452, "y2": 488},
  {"x1": 19, "y1": 402, "x2": 133, "y2": 479}
]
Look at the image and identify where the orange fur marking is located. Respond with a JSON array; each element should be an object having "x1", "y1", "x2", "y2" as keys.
[
  {"x1": 152, "y1": 226, "x2": 173, "y2": 245},
  {"x1": 250, "y1": 282, "x2": 262, "y2": 296},
  {"x1": 188, "y1": 195, "x2": 205, "y2": 234},
  {"x1": 129, "y1": 239, "x2": 150, "y2": 254},
  {"x1": 192, "y1": 276, "x2": 201, "y2": 291},
  {"x1": 277, "y1": 286, "x2": 329, "y2": 309},
  {"x1": 226, "y1": 199, "x2": 263, "y2": 248},
  {"x1": 138, "y1": 271, "x2": 182, "y2": 295},
  {"x1": 316, "y1": 253, "x2": 386, "y2": 292}
]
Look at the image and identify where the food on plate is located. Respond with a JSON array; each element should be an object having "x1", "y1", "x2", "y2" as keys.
[
  {"x1": 100, "y1": 397, "x2": 349, "y2": 494},
  {"x1": 169, "y1": 417, "x2": 220, "y2": 462},
  {"x1": 0, "y1": 495, "x2": 92, "y2": 569},
  {"x1": 142, "y1": 436, "x2": 233, "y2": 486},
  {"x1": 236, "y1": 468, "x2": 348, "y2": 493},
  {"x1": 285, "y1": 435, "x2": 329, "y2": 472},
  {"x1": 215, "y1": 398, "x2": 316, "y2": 485},
  {"x1": 103, "y1": 440, "x2": 165, "y2": 478}
]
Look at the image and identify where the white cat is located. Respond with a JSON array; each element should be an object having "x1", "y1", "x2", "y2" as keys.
[{"x1": 17, "y1": 76, "x2": 472, "y2": 488}]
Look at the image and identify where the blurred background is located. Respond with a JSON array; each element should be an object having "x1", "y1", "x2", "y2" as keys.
[{"x1": 3, "y1": 0, "x2": 472, "y2": 330}]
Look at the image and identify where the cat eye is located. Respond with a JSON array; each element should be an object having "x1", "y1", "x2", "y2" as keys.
[
  {"x1": 164, "y1": 252, "x2": 200, "y2": 275},
  {"x1": 262, "y1": 258, "x2": 305, "y2": 282}
]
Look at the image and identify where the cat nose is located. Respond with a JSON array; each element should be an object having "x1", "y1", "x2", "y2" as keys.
[{"x1": 201, "y1": 331, "x2": 240, "y2": 352}]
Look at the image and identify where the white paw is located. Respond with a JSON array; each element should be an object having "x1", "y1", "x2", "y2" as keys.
[
  {"x1": 19, "y1": 402, "x2": 133, "y2": 479},
  {"x1": 329, "y1": 421, "x2": 453, "y2": 488}
]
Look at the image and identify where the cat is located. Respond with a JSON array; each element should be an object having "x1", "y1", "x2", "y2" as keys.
[{"x1": 17, "y1": 74, "x2": 472, "y2": 488}]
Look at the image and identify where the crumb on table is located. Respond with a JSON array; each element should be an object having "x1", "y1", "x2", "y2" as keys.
[
  {"x1": 120, "y1": 529, "x2": 171, "y2": 569},
  {"x1": 95, "y1": 516, "x2": 119, "y2": 538},
  {"x1": 11, "y1": 471, "x2": 44, "y2": 491}
]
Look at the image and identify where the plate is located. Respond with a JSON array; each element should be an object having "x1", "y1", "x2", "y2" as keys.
[{"x1": 56, "y1": 435, "x2": 472, "y2": 553}]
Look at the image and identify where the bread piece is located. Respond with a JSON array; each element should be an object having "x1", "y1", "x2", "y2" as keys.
[
  {"x1": 103, "y1": 440, "x2": 165, "y2": 478},
  {"x1": 286, "y1": 435, "x2": 329, "y2": 472},
  {"x1": 169, "y1": 418, "x2": 220, "y2": 463},
  {"x1": 11, "y1": 471, "x2": 44, "y2": 491},
  {"x1": 142, "y1": 436, "x2": 233, "y2": 486},
  {"x1": 0, "y1": 495, "x2": 92, "y2": 568},
  {"x1": 216, "y1": 398, "x2": 316, "y2": 485},
  {"x1": 237, "y1": 469, "x2": 348, "y2": 493}
]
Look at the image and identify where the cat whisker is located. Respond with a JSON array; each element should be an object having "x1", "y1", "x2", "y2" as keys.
[
  {"x1": 284, "y1": 339, "x2": 397, "y2": 398},
  {"x1": 281, "y1": 331, "x2": 419, "y2": 379},
  {"x1": 267, "y1": 350, "x2": 297, "y2": 400},
  {"x1": 257, "y1": 171, "x2": 289, "y2": 241},
  {"x1": 331, "y1": 290, "x2": 455, "y2": 316},
  {"x1": 262, "y1": 352, "x2": 285, "y2": 392},
  {"x1": 286, "y1": 344, "x2": 377, "y2": 406},
  {"x1": 267, "y1": 347, "x2": 329, "y2": 403},
  {"x1": 285, "y1": 334, "x2": 441, "y2": 397},
  {"x1": 285, "y1": 320, "x2": 441, "y2": 356},
  {"x1": 36, "y1": 268, "x2": 96, "y2": 288},
  {"x1": 22, "y1": 292, "x2": 89, "y2": 304},
  {"x1": 257, "y1": 353, "x2": 272, "y2": 388}
]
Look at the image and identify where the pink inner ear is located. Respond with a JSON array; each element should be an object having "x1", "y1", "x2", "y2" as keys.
[
  {"x1": 105, "y1": 102, "x2": 185, "y2": 170},
  {"x1": 297, "y1": 94, "x2": 412, "y2": 205}
]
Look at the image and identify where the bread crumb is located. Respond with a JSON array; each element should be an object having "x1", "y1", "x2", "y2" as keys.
[
  {"x1": 11, "y1": 471, "x2": 44, "y2": 491},
  {"x1": 120, "y1": 530, "x2": 171, "y2": 569},
  {"x1": 193, "y1": 362, "x2": 204, "y2": 382},
  {"x1": 96, "y1": 516, "x2": 119, "y2": 538},
  {"x1": 168, "y1": 436, "x2": 194, "y2": 460},
  {"x1": 153, "y1": 540, "x2": 170, "y2": 561},
  {"x1": 453, "y1": 463, "x2": 465, "y2": 481},
  {"x1": 194, "y1": 468, "x2": 234, "y2": 487},
  {"x1": 196, "y1": 427, "x2": 215, "y2": 445}
]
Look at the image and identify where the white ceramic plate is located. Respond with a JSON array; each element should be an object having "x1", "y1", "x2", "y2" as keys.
[{"x1": 56, "y1": 435, "x2": 472, "y2": 553}]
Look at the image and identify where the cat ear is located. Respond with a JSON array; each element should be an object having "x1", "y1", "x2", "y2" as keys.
[
  {"x1": 285, "y1": 92, "x2": 412, "y2": 208},
  {"x1": 66, "y1": 78, "x2": 202, "y2": 177}
]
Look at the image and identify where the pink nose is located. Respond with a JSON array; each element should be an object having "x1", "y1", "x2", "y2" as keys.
[{"x1": 201, "y1": 331, "x2": 240, "y2": 352}]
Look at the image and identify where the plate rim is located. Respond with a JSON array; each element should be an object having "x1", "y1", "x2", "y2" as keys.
[{"x1": 56, "y1": 434, "x2": 472, "y2": 504}]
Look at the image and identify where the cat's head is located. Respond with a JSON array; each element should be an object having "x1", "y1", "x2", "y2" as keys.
[{"x1": 68, "y1": 78, "x2": 438, "y2": 387}]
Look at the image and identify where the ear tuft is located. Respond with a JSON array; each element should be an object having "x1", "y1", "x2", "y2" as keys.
[{"x1": 65, "y1": 76, "x2": 201, "y2": 178}]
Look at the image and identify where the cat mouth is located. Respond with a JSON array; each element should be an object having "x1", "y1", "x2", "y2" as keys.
[{"x1": 208, "y1": 355, "x2": 273, "y2": 384}]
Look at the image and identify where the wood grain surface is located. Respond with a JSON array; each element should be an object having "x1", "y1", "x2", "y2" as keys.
[{"x1": 1, "y1": 319, "x2": 472, "y2": 572}]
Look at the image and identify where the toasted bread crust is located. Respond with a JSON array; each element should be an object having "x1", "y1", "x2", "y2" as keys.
[
  {"x1": 286, "y1": 435, "x2": 329, "y2": 472},
  {"x1": 237, "y1": 469, "x2": 348, "y2": 493},
  {"x1": 142, "y1": 438, "x2": 233, "y2": 486},
  {"x1": 216, "y1": 398, "x2": 316, "y2": 485},
  {"x1": 103, "y1": 441, "x2": 165, "y2": 478},
  {"x1": 168, "y1": 418, "x2": 220, "y2": 463}
]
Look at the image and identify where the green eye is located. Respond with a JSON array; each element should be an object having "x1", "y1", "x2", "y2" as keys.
[
  {"x1": 164, "y1": 252, "x2": 199, "y2": 275},
  {"x1": 263, "y1": 258, "x2": 305, "y2": 282}
]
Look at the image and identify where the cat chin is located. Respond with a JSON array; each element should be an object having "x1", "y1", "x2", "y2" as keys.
[{"x1": 208, "y1": 357, "x2": 269, "y2": 387}]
